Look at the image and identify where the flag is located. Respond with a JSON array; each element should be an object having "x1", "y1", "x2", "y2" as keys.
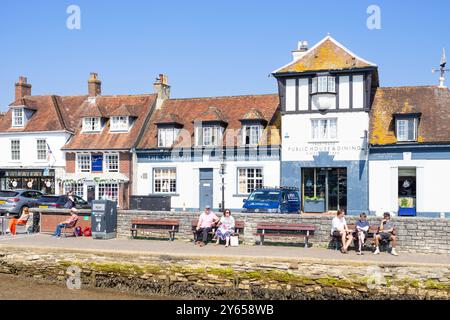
[
  {"x1": 441, "y1": 48, "x2": 447, "y2": 68},
  {"x1": 47, "y1": 143, "x2": 56, "y2": 166}
]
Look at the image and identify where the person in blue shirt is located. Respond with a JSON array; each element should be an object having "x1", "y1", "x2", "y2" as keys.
[{"x1": 355, "y1": 213, "x2": 370, "y2": 255}]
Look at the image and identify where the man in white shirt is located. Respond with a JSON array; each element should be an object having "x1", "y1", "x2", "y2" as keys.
[{"x1": 331, "y1": 209, "x2": 353, "y2": 253}]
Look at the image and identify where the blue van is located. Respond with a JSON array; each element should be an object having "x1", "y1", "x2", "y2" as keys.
[{"x1": 242, "y1": 187, "x2": 301, "y2": 214}]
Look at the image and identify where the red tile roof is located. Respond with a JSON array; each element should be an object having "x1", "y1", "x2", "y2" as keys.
[
  {"x1": 62, "y1": 94, "x2": 157, "y2": 150},
  {"x1": 137, "y1": 94, "x2": 281, "y2": 149},
  {"x1": 370, "y1": 86, "x2": 450, "y2": 145}
]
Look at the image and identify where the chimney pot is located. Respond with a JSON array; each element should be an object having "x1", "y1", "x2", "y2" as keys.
[
  {"x1": 153, "y1": 74, "x2": 170, "y2": 110},
  {"x1": 88, "y1": 72, "x2": 101, "y2": 97},
  {"x1": 15, "y1": 76, "x2": 32, "y2": 101}
]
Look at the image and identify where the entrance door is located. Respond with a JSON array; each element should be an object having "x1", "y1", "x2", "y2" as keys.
[
  {"x1": 199, "y1": 169, "x2": 213, "y2": 210},
  {"x1": 302, "y1": 168, "x2": 347, "y2": 212},
  {"x1": 87, "y1": 184, "x2": 96, "y2": 204}
]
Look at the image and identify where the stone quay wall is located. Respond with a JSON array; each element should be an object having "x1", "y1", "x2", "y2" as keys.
[
  {"x1": 117, "y1": 211, "x2": 450, "y2": 255},
  {"x1": 0, "y1": 247, "x2": 448, "y2": 300}
]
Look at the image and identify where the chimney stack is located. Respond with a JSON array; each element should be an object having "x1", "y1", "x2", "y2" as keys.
[
  {"x1": 15, "y1": 76, "x2": 32, "y2": 100},
  {"x1": 292, "y1": 41, "x2": 309, "y2": 61},
  {"x1": 88, "y1": 72, "x2": 102, "y2": 97},
  {"x1": 153, "y1": 74, "x2": 170, "y2": 109}
]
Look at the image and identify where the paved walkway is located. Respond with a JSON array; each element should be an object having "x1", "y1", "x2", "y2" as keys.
[{"x1": 1, "y1": 234, "x2": 449, "y2": 266}]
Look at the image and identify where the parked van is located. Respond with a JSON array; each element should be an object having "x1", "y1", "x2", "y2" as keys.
[{"x1": 242, "y1": 187, "x2": 300, "y2": 214}]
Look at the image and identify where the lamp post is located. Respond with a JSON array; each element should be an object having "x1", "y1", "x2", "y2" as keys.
[{"x1": 220, "y1": 162, "x2": 226, "y2": 212}]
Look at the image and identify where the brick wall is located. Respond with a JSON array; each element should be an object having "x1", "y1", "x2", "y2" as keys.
[
  {"x1": 117, "y1": 211, "x2": 450, "y2": 254},
  {"x1": 65, "y1": 152, "x2": 75, "y2": 173}
]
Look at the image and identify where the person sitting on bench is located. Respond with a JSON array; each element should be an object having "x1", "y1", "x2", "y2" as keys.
[
  {"x1": 355, "y1": 212, "x2": 370, "y2": 255},
  {"x1": 374, "y1": 212, "x2": 398, "y2": 256},
  {"x1": 215, "y1": 209, "x2": 235, "y2": 247},
  {"x1": 195, "y1": 206, "x2": 219, "y2": 247},
  {"x1": 7, "y1": 207, "x2": 31, "y2": 235},
  {"x1": 52, "y1": 208, "x2": 79, "y2": 238},
  {"x1": 331, "y1": 209, "x2": 353, "y2": 254}
]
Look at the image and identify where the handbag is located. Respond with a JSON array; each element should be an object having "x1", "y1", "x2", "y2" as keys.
[{"x1": 230, "y1": 235, "x2": 239, "y2": 247}]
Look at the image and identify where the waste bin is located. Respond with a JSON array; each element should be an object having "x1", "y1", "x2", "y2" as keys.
[{"x1": 91, "y1": 200, "x2": 117, "y2": 240}]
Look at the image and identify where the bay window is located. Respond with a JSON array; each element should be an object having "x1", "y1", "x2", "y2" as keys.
[{"x1": 312, "y1": 76, "x2": 336, "y2": 94}]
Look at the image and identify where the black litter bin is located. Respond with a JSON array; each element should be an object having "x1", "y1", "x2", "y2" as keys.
[{"x1": 91, "y1": 200, "x2": 117, "y2": 239}]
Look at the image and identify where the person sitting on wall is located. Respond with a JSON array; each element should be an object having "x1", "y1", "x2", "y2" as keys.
[
  {"x1": 374, "y1": 212, "x2": 398, "y2": 256},
  {"x1": 354, "y1": 212, "x2": 370, "y2": 255},
  {"x1": 6, "y1": 207, "x2": 31, "y2": 235},
  {"x1": 331, "y1": 209, "x2": 353, "y2": 254},
  {"x1": 215, "y1": 209, "x2": 235, "y2": 247},
  {"x1": 52, "y1": 208, "x2": 79, "y2": 238},
  {"x1": 195, "y1": 206, "x2": 219, "y2": 247}
]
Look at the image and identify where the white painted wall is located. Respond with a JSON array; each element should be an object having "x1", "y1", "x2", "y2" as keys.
[
  {"x1": 369, "y1": 159, "x2": 450, "y2": 215},
  {"x1": 352, "y1": 75, "x2": 364, "y2": 109},
  {"x1": 136, "y1": 160, "x2": 280, "y2": 211},
  {"x1": 298, "y1": 78, "x2": 309, "y2": 111},
  {"x1": 338, "y1": 76, "x2": 350, "y2": 109},
  {"x1": 282, "y1": 111, "x2": 369, "y2": 161},
  {"x1": 0, "y1": 131, "x2": 71, "y2": 193},
  {"x1": 285, "y1": 79, "x2": 296, "y2": 112}
]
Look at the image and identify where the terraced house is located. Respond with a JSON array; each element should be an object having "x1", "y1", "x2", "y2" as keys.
[
  {"x1": 135, "y1": 93, "x2": 281, "y2": 211},
  {"x1": 60, "y1": 73, "x2": 159, "y2": 209},
  {"x1": 0, "y1": 77, "x2": 74, "y2": 194}
]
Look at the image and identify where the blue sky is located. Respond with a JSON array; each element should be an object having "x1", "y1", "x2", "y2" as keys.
[{"x1": 0, "y1": 0, "x2": 449, "y2": 110}]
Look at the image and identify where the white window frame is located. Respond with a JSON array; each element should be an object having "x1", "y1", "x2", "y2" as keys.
[
  {"x1": 12, "y1": 108, "x2": 25, "y2": 127},
  {"x1": 82, "y1": 117, "x2": 102, "y2": 132},
  {"x1": 76, "y1": 153, "x2": 91, "y2": 173},
  {"x1": 158, "y1": 127, "x2": 180, "y2": 148},
  {"x1": 243, "y1": 125, "x2": 262, "y2": 146},
  {"x1": 64, "y1": 183, "x2": 84, "y2": 198},
  {"x1": 36, "y1": 139, "x2": 47, "y2": 161},
  {"x1": 98, "y1": 183, "x2": 119, "y2": 202},
  {"x1": 311, "y1": 76, "x2": 336, "y2": 94},
  {"x1": 197, "y1": 126, "x2": 222, "y2": 147},
  {"x1": 110, "y1": 116, "x2": 129, "y2": 132},
  {"x1": 238, "y1": 168, "x2": 263, "y2": 195},
  {"x1": 396, "y1": 118, "x2": 417, "y2": 142},
  {"x1": 153, "y1": 168, "x2": 177, "y2": 194},
  {"x1": 11, "y1": 139, "x2": 20, "y2": 161},
  {"x1": 105, "y1": 153, "x2": 119, "y2": 173},
  {"x1": 311, "y1": 118, "x2": 338, "y2": 141}
]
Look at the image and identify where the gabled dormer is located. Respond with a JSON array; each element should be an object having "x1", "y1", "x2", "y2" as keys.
[
  {"x1": 272, "y1": 36, "x2": 379, "y2": 113},
  {"x1": 239, "y1": 109, "x2": 267, "y2": 146},
  {"x1": 109, "y1": 104, "x2": 139, "y2": 133},
  {"x1": 11, "y1": 76, "x2": 35, "y2": 128},
  {"x1": 155, "y1": 113, "x2": 183, "y2": 148},
  {"x1": 194, "y1": 107, "x2": 227, "y2": 147}
]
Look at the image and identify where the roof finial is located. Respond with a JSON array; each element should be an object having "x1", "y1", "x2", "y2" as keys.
[{"x1": 433, "y1": 48, "x2": 449, "y2": 88}]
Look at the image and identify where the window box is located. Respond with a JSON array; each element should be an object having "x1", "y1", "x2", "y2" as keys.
[{"x1": 303, "y1": 197, "x2": 325, "y2": 213}]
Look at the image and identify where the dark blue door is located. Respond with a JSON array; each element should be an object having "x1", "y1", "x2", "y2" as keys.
[{"x1": 199, "y1": 169, "x2": 213, "y2": 210}]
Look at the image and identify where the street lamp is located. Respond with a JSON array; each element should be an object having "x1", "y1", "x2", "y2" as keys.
[{"x1": 220, "y1": 162, "x2": 226, "y2": 212}]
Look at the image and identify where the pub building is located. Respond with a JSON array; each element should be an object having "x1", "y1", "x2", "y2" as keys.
[
  {"x1": 0, "y1": 76, "x2": 75, "y2": 195},
  {"x1": 272, "y1": 36, "x2": 377, "y2": 215}
]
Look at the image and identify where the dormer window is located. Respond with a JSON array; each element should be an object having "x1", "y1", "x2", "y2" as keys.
[
  {"x1": 196, "y1": 125, "x2": 223, "y2": 147},
  {"x1": 110, "y1": 116, "x2": 129, "y2": 132},
  {"x1": 243, "y1": 125, "x2": 262, "y2": 146},
  {"x1": 158, "y1": 127, "x2": 180, "y2": 148},
  {"x1": 12, "y1": 108, "x2": 24, "y2": 127},
  {"x1": 395, "y1": 116, "x2": 419, "y2": 142},
  {"x1": 82, "y1": 117, "x2": 101, "y2": 132},
  {"x1": 312, "y1": 76, "x2": 336, "y2": 94}
]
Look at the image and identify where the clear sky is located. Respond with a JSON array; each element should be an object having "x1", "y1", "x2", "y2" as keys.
[{"x1": 0, "y1": 0, "x2": 449, "y2": 110}]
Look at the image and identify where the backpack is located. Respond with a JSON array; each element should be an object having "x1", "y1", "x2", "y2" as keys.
[
  {"x1": 74, "y1": 226, "x2": 83, "y2": 237},
  {"x1": 83, "y1": 227, "x2": 92, "y2": 237}
]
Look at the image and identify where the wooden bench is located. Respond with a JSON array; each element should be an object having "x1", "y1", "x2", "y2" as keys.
[
  {"x1": 191, "y1": 220, "x2": 245, "y2": 242},
  {"x1": 130, "y1": 219, "x2": 179, "y2": 241},
  {"x1": 255, "y1": 223, "x2": 316, "y2": 248},
  {"x1": 330, "y1": 224, "x2": 393, "y2": 251}
]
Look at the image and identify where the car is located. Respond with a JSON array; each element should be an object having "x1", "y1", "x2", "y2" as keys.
[
  {"x1": 35, "y1": 195, "x2": 91, "y2": 210},
  {"x1": 242, "y1": 187, "x2": 301, "y2": 214},
  {"x1": 0, "y1": 190, "x2": 44, "y2": 217}
]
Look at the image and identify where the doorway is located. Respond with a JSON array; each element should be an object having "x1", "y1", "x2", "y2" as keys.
[
  {"x1": 302, "y1": 168, "x2": 347, "y2": 212},
  {"x1": 199, "y1": 169, "x2": 214, "y2": 210}
]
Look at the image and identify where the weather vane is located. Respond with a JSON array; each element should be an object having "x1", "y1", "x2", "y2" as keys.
[{"x1": 432, "y1": 48, "x2": 449, "y2": 88}]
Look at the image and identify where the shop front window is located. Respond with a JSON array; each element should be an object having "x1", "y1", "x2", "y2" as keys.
[{"x1": 98, "y1": 183, "x2": 119, "y2": 202}]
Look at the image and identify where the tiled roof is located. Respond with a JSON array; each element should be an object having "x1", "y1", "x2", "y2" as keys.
[
  {"x1": 370, "y1": 86, "x2": 450, "y2": 145},
  {"x1": 0, "y1": 96, "x2": 69, "y2": 133},
  {"x1": 274, "y1": 36, "x2": 376, "y2": 74},
  {"x1": 63, "y1": 94, "x2": 157, "y2": 150},
  {"x1": 155, "y1": 113, "x2": 183, "y2": 125},
  {"x1": 137, "y1": 94, "x2": 281, "y2": 149},
  {"x1": 240, "y1": 109, "x2": 266, "y2": 122}
]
